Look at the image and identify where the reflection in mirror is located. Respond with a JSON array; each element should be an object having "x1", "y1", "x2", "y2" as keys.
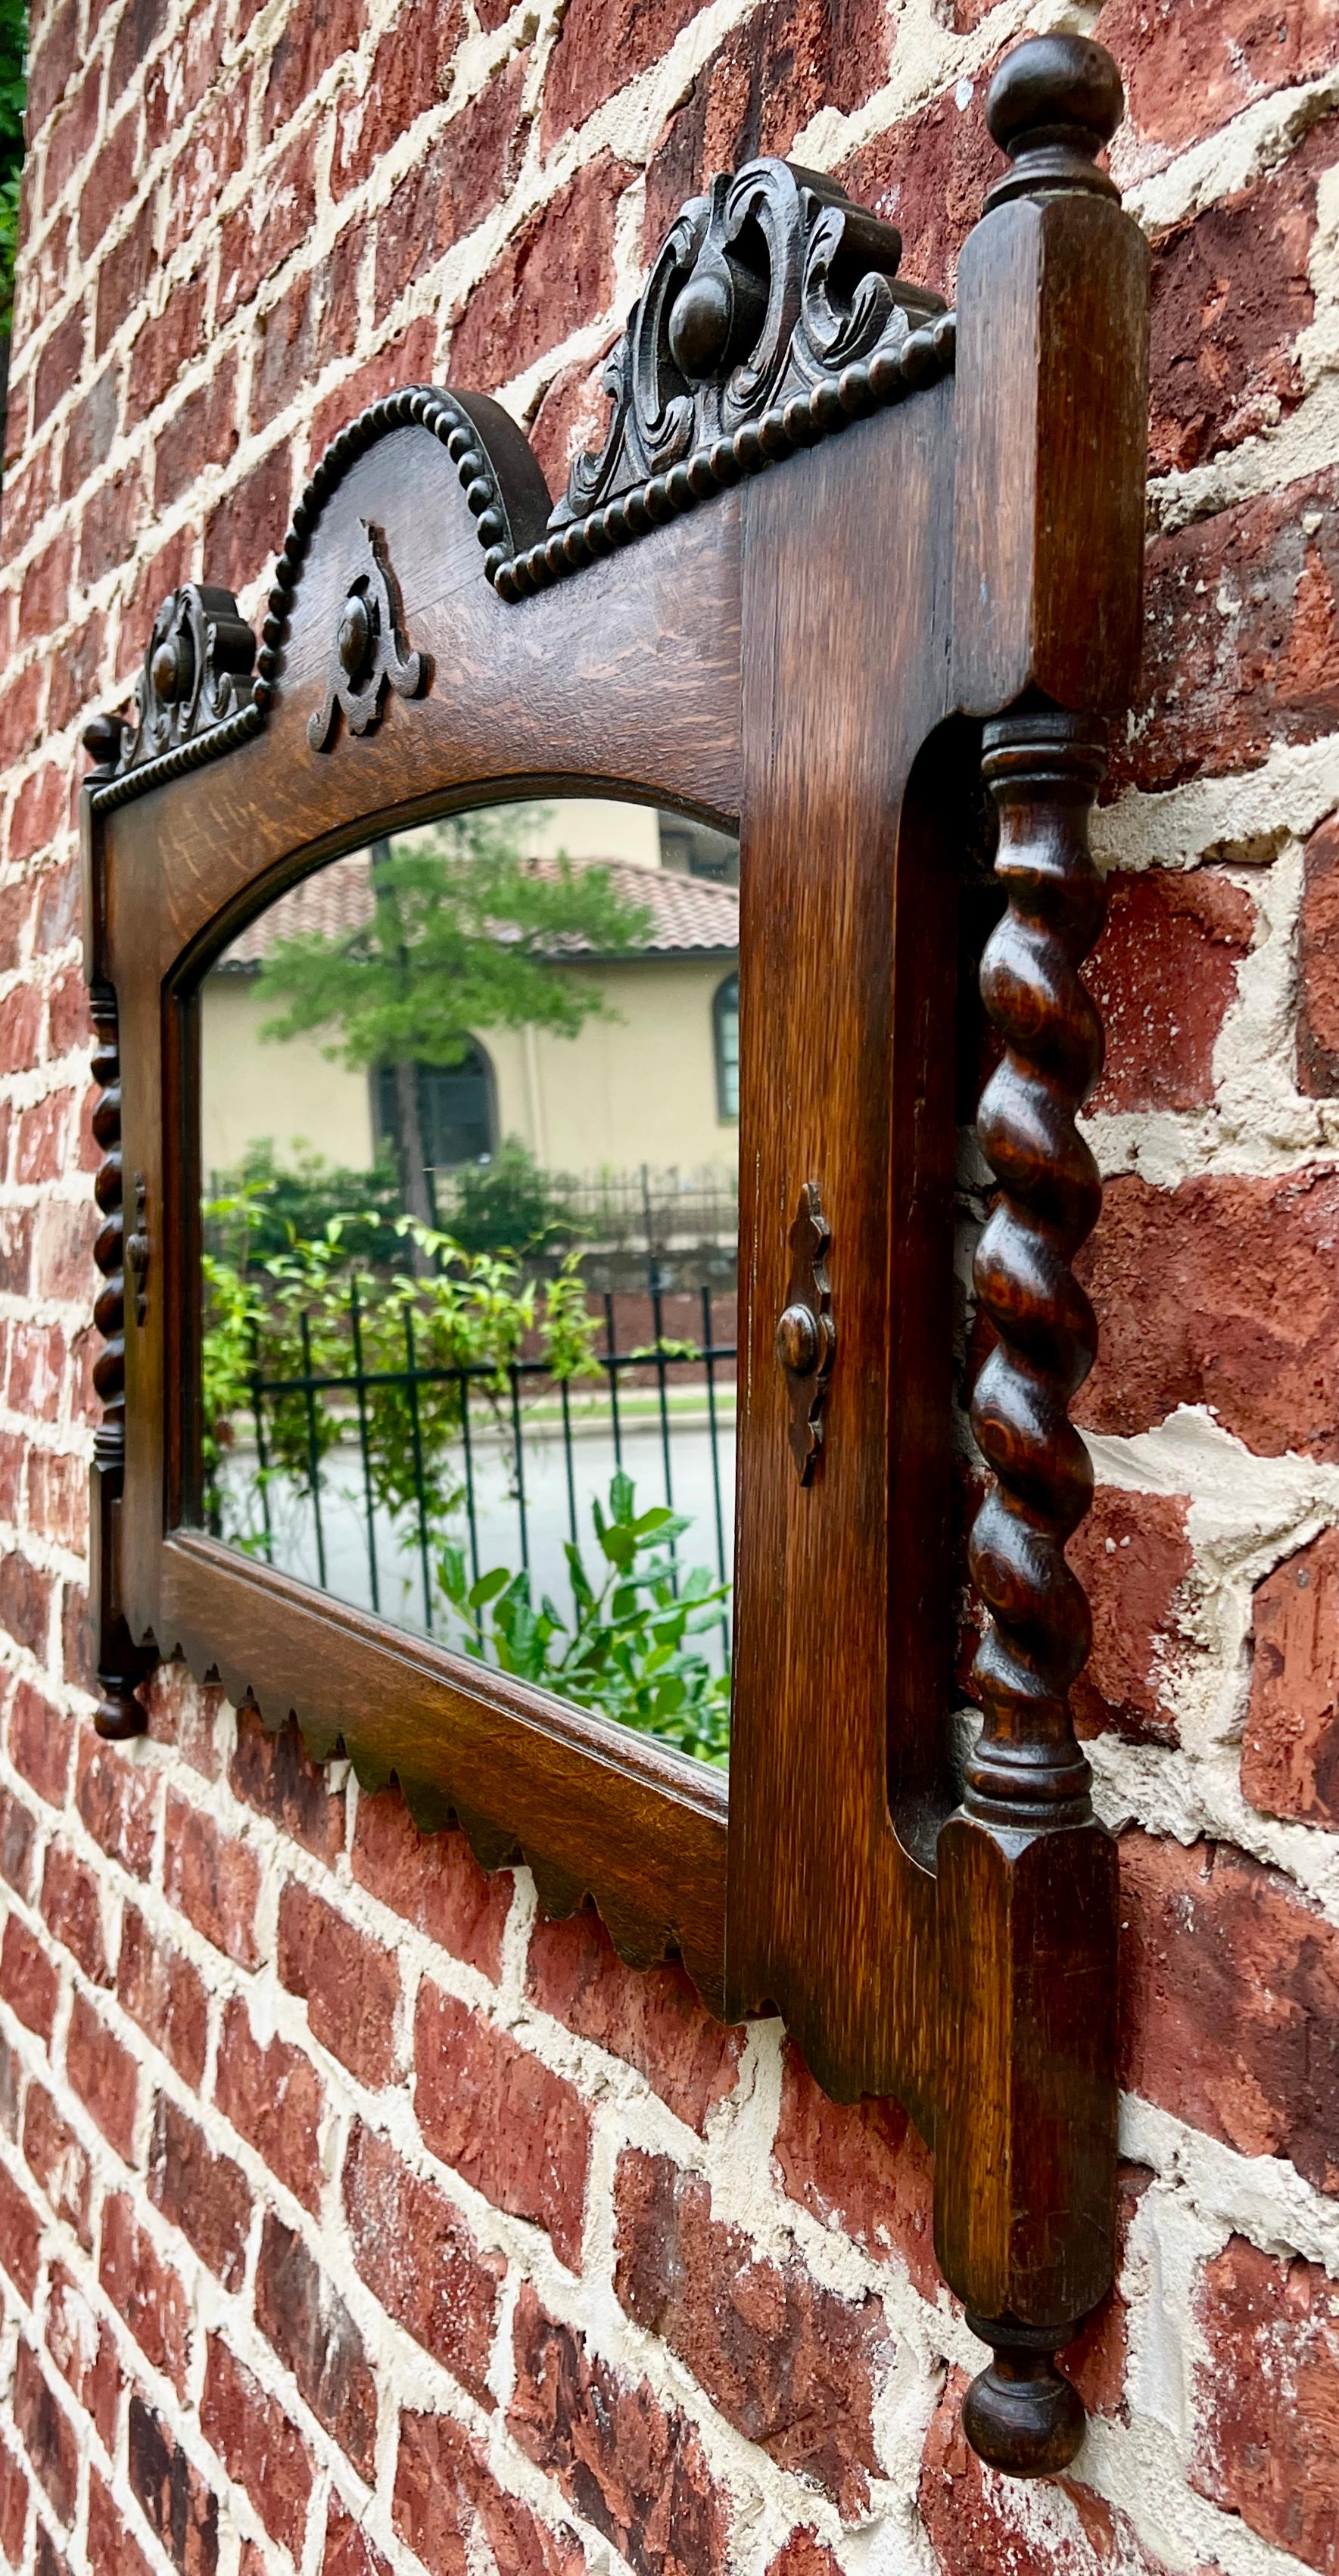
[{"x1": 197, "y1": 800, "x2": 740, "y2": 1765}]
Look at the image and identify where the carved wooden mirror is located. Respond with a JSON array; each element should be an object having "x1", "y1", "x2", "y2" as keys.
[{"x1": 82, "y1": 36, "x2": 1149, "y2": 2478}]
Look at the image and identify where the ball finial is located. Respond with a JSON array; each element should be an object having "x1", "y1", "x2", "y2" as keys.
[
  {"x1": 983, "y1": 34, "x2": 1124, "y2": 210},
  {"x1": 962, "y1": 2328, "x2": 1087, "y2": 2478}
]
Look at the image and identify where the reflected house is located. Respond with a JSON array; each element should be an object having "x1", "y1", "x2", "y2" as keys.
[{"x1": 200, "y1": 802, "x2": 740, "y2": 1227}]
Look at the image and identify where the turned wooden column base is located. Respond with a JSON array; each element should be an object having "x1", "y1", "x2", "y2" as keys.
[{"x1": 963, "y1": 2319, "x2": 1085, "y2": 2478}]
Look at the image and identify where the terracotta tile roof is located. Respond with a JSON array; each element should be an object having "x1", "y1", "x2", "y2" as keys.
[{"x1": 218, "y1": 852, "x2": 739, "y2": 967}]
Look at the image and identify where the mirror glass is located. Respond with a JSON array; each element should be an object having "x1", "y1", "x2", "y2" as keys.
[{"x1": 196, "y1": 799, "x2": 740, "y2": 1767}]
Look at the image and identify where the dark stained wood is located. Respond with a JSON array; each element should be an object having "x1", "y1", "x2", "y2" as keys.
[{"x1": 83, "y1": 31, "x2": 1148, "y2": 2479}]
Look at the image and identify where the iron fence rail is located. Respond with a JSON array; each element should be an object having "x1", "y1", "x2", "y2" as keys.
[{"x1": 230, "y1": 1283, "x2": 736, "y2": 1644}]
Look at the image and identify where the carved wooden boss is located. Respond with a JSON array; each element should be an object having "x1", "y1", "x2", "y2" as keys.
[{"x1": 82, "y1": 39, "x2": 1148, "y2": 2477}]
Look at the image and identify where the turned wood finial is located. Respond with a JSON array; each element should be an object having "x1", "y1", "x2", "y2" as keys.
[
  {"x1": 967, "y1": 709, "x2": 1107, "y2": 1829},
  {"x1": 984, "y1": 33, "x2": 1123, "y2": 210}
]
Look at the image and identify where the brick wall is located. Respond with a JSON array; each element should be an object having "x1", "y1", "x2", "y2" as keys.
[{"x1": 4, "y1": 0, "x2": 1339, "y2": 2568}]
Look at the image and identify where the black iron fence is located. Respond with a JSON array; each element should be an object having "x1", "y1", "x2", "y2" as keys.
[{"x1": 220, "y1": 1284, "x2": 737, "y2": 1649}]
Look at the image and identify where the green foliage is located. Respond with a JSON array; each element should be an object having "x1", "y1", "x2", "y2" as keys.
[
  {"x1": 256, "y1": 807, "x2": 651, "y2": 1071},
  {"x1": 204, "y1": 1142, "x2": 407, "y2": 1271},
  {"x1": 0, "y1": 0, "x2": 26, "y2": 339},
  {"x1": 437, "y1": 1136, "x2": 578, "y2": 1258},
  {"x1": 201, "y1": 1189, "x2": 600, "y2": 1558},
  {"x1": 441, "y1": 1470, "x2": 730, "y2": 1767}
]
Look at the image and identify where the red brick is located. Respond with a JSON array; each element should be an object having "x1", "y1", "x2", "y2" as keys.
[
  {"x1": 78, "y1": 109, "x2": 140, "y2": 260},
  {"x1": 249, "y1": 235, "x2": 361, "y2": 433},
  {"x1": 305, "y1": 319, "x2": 437, "y2": 459},
  {"x1": 3, "y1": 442, "x2": 55, "y2": 553},
  {"x1": 14, "y1": 1089, "x2": 71, "y2": 1188},
  {"x1": 101, "y1": 2194, "x2": 190, "y2": 2391},
  {"x1": 277, "y1": 1880, "x2": 400, "y2": 2086},
  {"x1": 148, "y1": 2096, "x2": 251, "y2": 2288},
  {"x1": 772, "y1": 2037, "x2": 936, "y2": 2294},
  {"x1": 213, "y1": 1995, "x2": 325, "y2": 2210},
  {"x1": 448, "y1": 154, "x2": 631, "y2": 392},
  {"x1": 642, "y1": 0, "x2": 891, "y2": 251},
  {"x1": 23, "y1": 2082, "x2": 92, "y2": 2244},
  {"x1": 0, "y1": 2024, "x2": 20, "y2": 2131},
  {"x1": 394, "y1": 2409, "x2": 584, "y2": 2576},
  {"x1": 1058, "y1": 2163, "x2": 1152, "y2": 2425},
  {"x1": 615, "y1": 2150, "x2": 889, "y2": 2516},
  {"x1": 118, "y1": 1910, "x2": 208, "y2": 2089},
  {"x1": 1086, "y1": 868, "x2": 1251, "y2": 1113},
  {"x1": 160, "y1": 77, "x2": 251, "y2": 264},
  {"x1": 322, "y1": 2500, "x2": 394, "y2": 2576},
  {"x1": 142, "y1": 1665, "x2": 223, "y2": 1780},
  {"x1": 509, "y1": 2286, "x2": 727, "y2": 2576},
  {"x1": 1129, "y1": 466, "x2": 1339, "y2": 795},
  {"x1": 200, "y1": 2335, "x2": 313, "y2": 2559},
  {"x1": 33, "y1": 1199, "x2": 97, "y2": 1303},
  {"x1": 45, "y1": 2263, "x2": 120, "y2": 2448},
  {"x1": 352, "y1": 1790, "x2": 510, "y2": 1973},
  {"x1": 10, "y1": 760, "x2": 68, "y2": 874},
  {"x1": 8, "y1": 1678, "x2": 72, "y2": 1808},
  {"x1": 1149, "y1": 117, "x2": 1337, "y2": 476},
  {"x1": 78, "y1": 464, "x2": 145, "y2": 588},
  {"x1": 217, "y1": 125, "x2": 316, "y2": 322},
  {"x1": 32, "y1": 313, "x2": 85, "y2": 437},
  {"x1": 6, "y1": 1322, "x2": 67, "y2": 1423},
  {"x1": 127, "y1": 275, "x2": 209, "y2": 424},
  {"x1": 65, "y1": 1992, "x2": 138, "y2": 2160},
  {"x1": 543, "y1": 0, "x2": 706, "y2": 150},
  {"x1": 343, "y1": 2120, "x2": 502, "y2": 2401},
  {"x1": 41, "y1": 55, "x2": 102, "y2": 211},
  {"x1": 332, "y1": 0, "x2": 466, "y2": 195},
  {"x1": 0, "y1": 1206, "x2": 35, "y2": 1298},
  {"x1": 415, "y1": 1981, "x2": 590, "y2": 2266},
  {"x1": 110, "y1": 0, "x2": 171, "y2": 98},
  {"x1": 26, "y1": 0, "x2": 79, "y2": 136},
  {"x1": 370, "y1": 50, "x2": 530, "y2": 322},
  {"x1": 766, "y1": 2536, "x2": 843, "y2": 2576},
  {"x1": 154, "y1": 354, "x2": 241, "y2": 511},
  {"x1": 1297, "y1": 810, "x2": 1339, "y2": 1093},
  {"x1": 0, "y1": 986, "x2": 43, "y2": 1078},
  {"x1": 39, "y1": 1840, "x2": 110, "y2": 1983},
  {"x1": 33, "y1": 2516, "x2": 71, "y2": 2576},
  {"x1": 256, "y1": 2210, "x2": 378, "y2": 2479},
  {"x1": 1096, "y1": 0, "x2": 1339, "y2": 163},
  {"x1": 229, "y1": 1707, "x2": 344, "y2": 1859},
  {"x1": 262, "y1": 0, "x2": 366, "y2": 143},
  {"x1": 1121, "y1": 1830, "x2": 1339, "y2": 2192},
  {"x1": 163, "y1": 1790, "x2": 260, "y2": 1966},
  {"x1": 128, "y1": 2391, "x2": 221, "y2": 2576},
  {"x1": 525, "y1": 1908, "x2": 743, "y2": 2133},
  {"x1": 202, "y1": 442, "x2": 291, "y2": 596},
  {"x1": 89, "y1": 2464, "x2": 154, "y2": 2576},
  {"x1": 2, "y1": 1916, "x2": 60, "y2": 2042},
  {"x1": 528, "y1": 345, "x2": 616, "y2": 507},
  {"x1": 95, "y1": 197, "x2": 155, "y2": 355},
  {"x1": 114, "y1": 525, "x2": 196, "y2": 687},
  {"x1": 143, "y1": 0, "x2": 227, "y2": 141},
  {"x1": 0, "y1": 2431, "x2": 28, "y2": 2569},
  {"x1": 838, "y1": 66, "x2": 1000, "y2": 302},
  {"x1": 0, "y1": 1785, "x2": 39, "y2": 1899},
  {"x1": 0, "y1": 2163, "x2": 43, "y2": 2300},
  {"x1": 1079, "y1": 1166, "x2": 1339, "y2": 1457},
  {"x1": 12, "y1": 2344, "x2": 77, "y2": 2526},
  {"x1": 76, "y1": 1730, "x2": 156, "y2": 1878},
  {"x1": 26, "y1": 1450, "x2": 86, "y2": 1555},
  {"x1": 1244, "y1": 1528, "x2": 1339, "y2": 1826},
  {"x1": 1194, "y1": 2234, "x2": 1339, "y2": 2569}
]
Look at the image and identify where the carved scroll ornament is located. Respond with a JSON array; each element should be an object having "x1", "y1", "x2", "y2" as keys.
[
  {"x1": 91, "y1": 584, "x2": 261, "y2": 811},
  {"x1": 309, "y1": 520, "x2": 428, "y2": 751}
]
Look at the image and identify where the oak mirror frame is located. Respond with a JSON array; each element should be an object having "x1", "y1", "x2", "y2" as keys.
[{"x1": 81, "y1": 36, "x2": 1149, "y2": 2481}]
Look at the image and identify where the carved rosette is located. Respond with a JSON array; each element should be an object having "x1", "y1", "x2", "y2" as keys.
[
  {"x1": 498, "y1": 156, "x2": 954, "y2": 601},
  {"x1": 309, "y1": 520, "x2": 428, "y2": 751}
]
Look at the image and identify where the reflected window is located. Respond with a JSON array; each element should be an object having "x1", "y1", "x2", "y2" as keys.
[
  {"x1": 375, "y1": 1047, "x2": 495, "y2": 1175},
  {"x1": 714, "y1": 972, "x2": 740, "y2": 1121}
]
